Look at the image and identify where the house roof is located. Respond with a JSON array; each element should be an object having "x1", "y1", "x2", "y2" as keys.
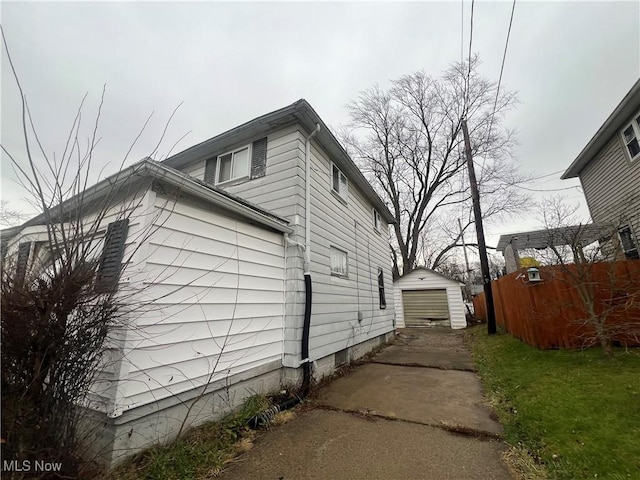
[
  {"x1": 1, "y1": 159, "x2": 292, "y2": 242},
  {"x1": 394, "y1": 266, "x2": 464, "y2": 286},
  {"x1": 162, "y1": 99, "x2": 396, "y2": 224},
  {"x1": 562, "y1": 79, "x2": 640, "y2": 179},
  {"x1": 496, "y1": 223, "x2": 612, "y2": 253}
]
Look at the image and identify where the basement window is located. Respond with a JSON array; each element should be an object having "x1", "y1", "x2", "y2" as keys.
[{"x1": 621, "y1": 111, "x2": 640, "y2": 162}]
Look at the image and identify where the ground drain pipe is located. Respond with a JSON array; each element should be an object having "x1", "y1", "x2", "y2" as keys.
[
  {"x1": 248, "y1": 396, "x2": 303, "y2": 429},
  {"x1": 248, "y1": 273, "x2": 313, "y2": 429}
]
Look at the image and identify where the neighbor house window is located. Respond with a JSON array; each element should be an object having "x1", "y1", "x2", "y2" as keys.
[
  {"x1": 217, "y1": 145, "x2": 250, "y2": 184},
  {"x1": 330, "y1": 246, "x2": 348, "y2": 277},
  {"x1": 618, "y1": 225, "x2": 639, "y2": 260},
  {"x1": 373, "y1": 209, "x2": 381, "y2": 232},
  {"x1": 621, "y1": 111, "x2": 640, "y2": 162},
  {"x1": 377, "y1": 267, "x2": 386, "y2": 309},
  {"x1": 331, "y1": 164, "x2": 348, "y2": 201}
]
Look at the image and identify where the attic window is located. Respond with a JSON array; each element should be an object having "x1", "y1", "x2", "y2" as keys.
[
  {"x1": 217, "y1": 145, "x2": 250, "y2": 184},
  {"x1": 331, "y1": 164, "x2": 348, "y2": 201},
  {"x1": 621, "y1": 112, "x2": 640, "y2": 162}
]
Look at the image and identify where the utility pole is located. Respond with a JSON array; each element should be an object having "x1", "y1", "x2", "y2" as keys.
[{"x1": 461, "y1": 119, "x2": 497, "y2": 334}]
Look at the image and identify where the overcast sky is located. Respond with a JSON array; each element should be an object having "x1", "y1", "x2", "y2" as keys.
[{"x1": 1, "y1": 1, "x2": 639, "y2": 252}]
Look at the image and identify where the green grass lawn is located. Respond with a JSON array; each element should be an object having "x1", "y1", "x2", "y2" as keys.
[{"x1": 466, "y1": 327, "x2": 640, "y2": 480}]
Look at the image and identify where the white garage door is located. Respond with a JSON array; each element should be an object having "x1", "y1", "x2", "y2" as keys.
[{"x1": 402, "y1": 289, "x2": 450, "y2": 327}]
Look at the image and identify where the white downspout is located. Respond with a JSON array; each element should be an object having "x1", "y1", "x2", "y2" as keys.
[{"x1": 304, "y1": 123, "x2": 321, "y2": 272}]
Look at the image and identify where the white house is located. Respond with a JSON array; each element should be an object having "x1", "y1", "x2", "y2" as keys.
[
  {"x1": 2, "y1": 100, "x2": 397, "y2": 465},
  {"x1": 393, "y1": 268, "x2": 466, "y2": 329}
]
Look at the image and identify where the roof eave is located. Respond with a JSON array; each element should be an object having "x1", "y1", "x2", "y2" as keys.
[
  {"x1": 163, "y1": 99, "x2": 397, "y2": 225},
  {"x1": 5, "y1": 160, "x2": 292, "y2": 237}
]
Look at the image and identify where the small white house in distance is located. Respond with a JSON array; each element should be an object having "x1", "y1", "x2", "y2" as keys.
[{"x1": 393, "y1": 268, "x2": 466, "y2": 329}]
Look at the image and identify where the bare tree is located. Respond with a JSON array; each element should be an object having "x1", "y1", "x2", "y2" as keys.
[
  {"x1": 0, "y1": 27, "x2": 186, "y2": 477},
  {"x1": 340, "y1": 55, "x2": 529, "y2": 278},
  {"x1": 0, "y1": 200, "x2": 29, "y2": 227}
]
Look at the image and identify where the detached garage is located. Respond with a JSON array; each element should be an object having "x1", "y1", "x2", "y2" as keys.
[{"x1": 393, "y1": 268, "x2": 466, "y2": 329}]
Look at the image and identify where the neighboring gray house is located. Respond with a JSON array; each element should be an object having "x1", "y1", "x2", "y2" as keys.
[
  {"x1": 562, "y1": 79, "x2": 640, "y2": 260},
  {"x1": 2, "y1": 100, "x2": 396, "y2": 465}
]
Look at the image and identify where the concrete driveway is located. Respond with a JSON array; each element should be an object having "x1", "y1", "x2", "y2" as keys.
[{"x1": 219, "y1": 328, "x2": 512, "y2": 480}]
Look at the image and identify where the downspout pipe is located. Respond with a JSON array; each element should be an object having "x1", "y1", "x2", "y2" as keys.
[
  {"x1": 248, "y1": 124, "x2": 320, "y2": 428},
  {"x1": 301, "y1": 123, "x2": 320, "y2": 396}
]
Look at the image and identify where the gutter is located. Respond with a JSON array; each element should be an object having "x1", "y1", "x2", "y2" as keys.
[
  {"x1": 8, "y1": 159, "x2": 292, "y2": 236},
  {"x1": 304, "y1": 124, "x2": 321, "y2": 272},
  {"x1": 301, "y1": 123, "x2": 320, "y2": 396}
]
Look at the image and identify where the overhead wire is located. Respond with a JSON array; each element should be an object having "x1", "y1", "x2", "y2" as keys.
[
  {"x1": 481, "y1": 0, "x2": 517, "y2": 171},
  {"x1": 465, "y1": 0, "x2": 475, "y2": 112},
  {"x1": 461, "y1": 0, "x2": 465, "y2": 67},
  {"x1": 511, "y1": 184, "x2": 582, "y2": 193}
]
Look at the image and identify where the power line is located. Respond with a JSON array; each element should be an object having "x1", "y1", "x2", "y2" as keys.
[
  {"x1": 482, "y1": 0, "x2": 517, "y2": 171},
  {"x1": 523, "y1": 169, "x2": 565, "y2": 182},
  {"x1": 512, "y1": 184, "x2": 582, "y2": 193},
  {"x1": 464, "y1": 0, "x2": 475, "y2": 111},
  {"x1": 461, "y1": 0, "x2": 465, "y2": 67}
]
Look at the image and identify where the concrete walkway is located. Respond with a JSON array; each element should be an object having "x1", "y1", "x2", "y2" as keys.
[{"x1": 220, "y1": 328, "x2": 512, "y2": 480}]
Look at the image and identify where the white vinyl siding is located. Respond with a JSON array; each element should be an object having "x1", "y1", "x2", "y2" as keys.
[
  {"x1": 174, "y1": 126, "x2": 307, "y2": 369},
  {"x1": 173, "y1": 124, "x2": 395, "y2": 368},
  {"x1": 111, "y1": 193, "x2": 285, "y2": 413},
  {"x1": 393, "y1": 269, "x2": 466, "y2": 329},
  {"x1": 580, "y1": 134, "x2": 640, "y2": 247},
  {"x1": 306, "y1": 140, "x2": 395, "y2": 361}
]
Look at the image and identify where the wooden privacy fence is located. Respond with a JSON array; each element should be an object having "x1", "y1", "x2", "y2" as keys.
[{"x1": 473, "y1": 260, "x2": 640, "y2": 349}]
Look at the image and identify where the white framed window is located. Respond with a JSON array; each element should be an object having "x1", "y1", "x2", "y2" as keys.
[
  {"x1": 216, "y1": 145, "x2": 251, "y2": 184},
  {"x1": 621, "y1": 111, "x2": 640, "y2": 162},
  {"x1": 373, "y1": 209, "x2": 381, "y2": 232},
  {"x1": 330, "y1": 246, "x2": 348, "y2": 277},
  {"x1": 331, "y1": 163, "x2": 348, "y2": 201}
]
